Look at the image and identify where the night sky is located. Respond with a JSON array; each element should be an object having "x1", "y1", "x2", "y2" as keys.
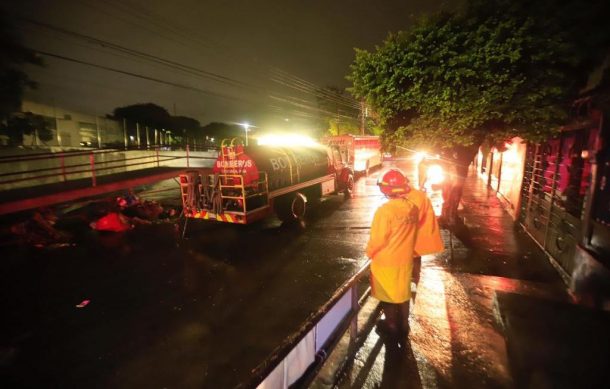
[{"x1": 5, "y1": 0, "x2": 457, "y2": 131}]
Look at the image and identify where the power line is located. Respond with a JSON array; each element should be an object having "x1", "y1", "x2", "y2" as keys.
[
  {"x1": 269, "y1": 67, "x2": 360, "y2": 108},
  {"x1": 78, "y1": 0, "x2": 361, "y2": 111},
  {"x1": 98, "y1": 0, "x2": 217, "y2": 50},
  {"x1": 269, "y1": 95, "x2": 358, "y2": 121},
  {"x1": 22, "y1": 17, "x2": 254, "y2": 91},
  {"x1": 23, "y1": 17, "x2": 360, "y2": 116},
  {"x1": 33, "y1": 49, "x2": 358, "y2": 124},
  {"x1": 20, "y1": 1, "x2": 365, "y2": 126},
  {"x1": 33, "y1": 49, "x2": 252, "y2": 103}
]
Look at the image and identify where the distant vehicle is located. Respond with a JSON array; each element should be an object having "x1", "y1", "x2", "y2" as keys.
[
  {"x1": 416, "y1": 153, "x2": 446, "y2": 192},
  {"x1": 321, "y1": 134, "x2": 382, "y2": 176},
  {"x1": 179, "y1": 137, "x2": 354, "y2": 226}
]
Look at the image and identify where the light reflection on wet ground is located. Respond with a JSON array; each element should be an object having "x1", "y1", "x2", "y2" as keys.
[
  {"x1": 0, "y1": 164, "x2": 391, "y2": 388},
  {"x1": 1, "y1": 161, "x2": 569, "y2": 388},
  {"x1": 335, "y1": 163, "x2": 567, "y2": 389}
]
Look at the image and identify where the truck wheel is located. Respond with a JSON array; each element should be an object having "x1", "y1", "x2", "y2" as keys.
[
  {"x1": 344, "y1": 174, "x2": 354, "y2": 199},
  {"x1": 276, "y1": 193, "x2": 307, "y2": 223}
]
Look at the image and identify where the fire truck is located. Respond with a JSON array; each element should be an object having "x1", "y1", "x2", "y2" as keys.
[
  {"x1": 321, "y1": 135, "x2": 382, "y2": 176},
  {"x1": 178, "y1": 138, "x2": 354, "y2": 227}
]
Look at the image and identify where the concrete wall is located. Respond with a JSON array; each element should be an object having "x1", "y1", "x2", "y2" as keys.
[{"x1": 476, "y1": 137, "x2": 526, "y2": 220}]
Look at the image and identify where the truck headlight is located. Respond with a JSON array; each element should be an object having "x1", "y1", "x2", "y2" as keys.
[{"x1": 426, "y1": 164, "x2": 445, "y2": 185}]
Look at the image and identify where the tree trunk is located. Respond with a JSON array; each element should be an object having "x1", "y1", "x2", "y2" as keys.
[{"x1": 441, "y1": 144, "x2": 480, "y2": 224}]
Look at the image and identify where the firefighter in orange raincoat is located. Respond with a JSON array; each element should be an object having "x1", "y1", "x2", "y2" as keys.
[{"x1": 367, "y1": 169, "x2": 444, "y2": 336}]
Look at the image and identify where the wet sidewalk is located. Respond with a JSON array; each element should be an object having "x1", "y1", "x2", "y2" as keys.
[{"x1": 312, "y1": 169, "x2": 610, "y2": 388}]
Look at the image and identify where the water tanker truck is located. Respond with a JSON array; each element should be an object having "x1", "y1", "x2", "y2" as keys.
[
  {"x1": 322, "y1": 135, "x2": 382, "y2": 176},
  {"x1": 179, "y1": 139, "x2": 354, "y2": 225}
]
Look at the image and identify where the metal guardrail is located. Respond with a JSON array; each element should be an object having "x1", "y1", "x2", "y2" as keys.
[
  {"x1": 0, "y1": 145, "x2": 217, "y2": 189},
  {"x1": 241, "y1": 259, "x2": 372, "y2": 389}
]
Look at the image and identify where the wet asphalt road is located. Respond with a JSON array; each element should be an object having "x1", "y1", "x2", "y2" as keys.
[{"x1": 1, "y1": 163, "x2": 400, "y2": 388}]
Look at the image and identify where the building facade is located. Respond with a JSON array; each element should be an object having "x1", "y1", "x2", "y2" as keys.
[
  {"x1": 478, "y1": 98, "x2": 610, "y2": 304},
  {"x1": 17, "y1": 100, "x2": 124, "y2": 148}
]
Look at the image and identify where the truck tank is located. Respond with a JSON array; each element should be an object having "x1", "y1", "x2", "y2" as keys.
[{"x1": 212, "y1": 143, "x2": 331, "y2": 192}]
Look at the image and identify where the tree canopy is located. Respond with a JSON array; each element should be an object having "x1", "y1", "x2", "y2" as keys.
[
  {"x1": 170, "y1": 115, "x2": 201, "y2": 139},
  {"x1": 111, "y1": 103, "x2": 172, "y2": 129},
  {"x1": 348, "y1": 0, "x2": 610, "y2": 153},
  {"x1": 0, "y1": 11, "x2": 43, "y2": 122},
  {"x1": 111, "y1": 103, "x2": 205, "y2": 144},
  {"x1": 0, "y1": 112, "x2": 52, "y2": 146},
  {"x1": 200, "y1": 122, "x2": 244, "y2": 140}
]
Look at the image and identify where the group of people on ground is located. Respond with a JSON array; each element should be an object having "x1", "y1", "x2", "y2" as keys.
[
  {"x1": 2, "y1": 190, "x2": 178, "y2": 248},
  {"x1": 90, "y1": 191, "x2": 176, "y2": 232}
]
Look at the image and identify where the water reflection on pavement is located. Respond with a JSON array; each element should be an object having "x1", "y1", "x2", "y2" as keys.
[
  {"x1": 334, "y1": 162, "x2": 566, "y2": 389},
  {"x1": 1, "y1": 164, "x2": 392, "y2": 388}
]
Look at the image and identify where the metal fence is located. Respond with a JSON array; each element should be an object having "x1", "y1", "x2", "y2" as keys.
[
  {"x1": 242, "y1": 260, "x2": 372, "y2": 389},
  {"x1": 0, "y1": 146, "x2": 218, "y2": 191}
]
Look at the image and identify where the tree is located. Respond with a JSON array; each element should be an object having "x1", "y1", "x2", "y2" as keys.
[
  {"x1": 0, "y1": 11, "x2": 43, "y2": 122},
  {"x1": 170, "y1": 115, "x2": 200, "y2": 144},
  {"x1": 314, "y1": 86, "x2": 361, "y2": 137},
  {"x1": 110, "y1": 103, "x2": 203, "y2": 147},
  {"x1": 111, "y1": 103, "x2": 172, "y2": 130},
  {"x1": 348, "y1": 0, "x2": 610, "y2": 221},
  {"x1": 200, "y1": 122, "x2": 244, "y2": 145},
  {"x1": 0, "y1": 112, "x2": 52, "y2": 146}
]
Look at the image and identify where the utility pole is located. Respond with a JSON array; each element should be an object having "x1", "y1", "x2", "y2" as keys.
[
  {"x1": 360, "y1": 100, "x2": 366, "y2": 135},
  {"x1": 96, "y1": 116, "x2": 101, "y2": 148},
  {"x1": 53, "y1": 101, "x2": 62, "y2": 147},
  {"x1": 123, "y1": 118, "x2": 128, "y2": 149}
]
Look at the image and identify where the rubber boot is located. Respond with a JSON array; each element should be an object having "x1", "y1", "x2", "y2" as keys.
[
  {"x1": 376, "y1": 302, "x2": 399, "y2": 337},
  {"x1": 397, "y1": 302, "x2": 411, "y2": 335},
  {"x1": 411, "y1": 257, "x2": 421, "y2": 303}
]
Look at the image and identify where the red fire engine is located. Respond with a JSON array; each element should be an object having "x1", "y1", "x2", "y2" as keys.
[
  {"x1": 322, "y1": 135, "x2": 382, "y2": 176},
  {"x1": 178, "y1": 138, "x2": 354, "y2": 227}
]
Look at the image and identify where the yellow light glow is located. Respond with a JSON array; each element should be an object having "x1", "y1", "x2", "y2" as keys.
[
  {"x1": 414, "y1": 152, "x2": 428, "y2": 164},
  {"x1": 256, "y1": 134, "x2": 319, "y2": 147},
  {"x1": 354, "y1": 159, "x2": 367, "y2": 172},
  {"x1": 502, "y1": 142, "x2": 520, "y2": 164},
  {"x1": 353, "y1": 150, "x2": 376, "y2": 171},
  {"x1": 426, "y1": 164, "x2": 445, "y2": 185}
]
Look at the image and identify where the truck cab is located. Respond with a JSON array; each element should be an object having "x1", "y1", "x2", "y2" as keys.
[{"x1": 322, "y1": 134, "x2": 382, "y2": 177}]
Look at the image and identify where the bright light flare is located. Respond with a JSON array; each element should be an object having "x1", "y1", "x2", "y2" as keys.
[
  {"x1": 502, "y1": 142, "x2": 520, "y2": 164},
  {"x1": 354, "y1": 150, "x2": 376, "y2": 172},
  {"x1": 414, "y1": 152, "x2": 428, "y2": 164},
  {"x1": 426, "y1": 164, "x2": 445, "y2": 185},
  {"x1": 354, "y1": 159, "x2": 367, "y2": 172},
  {"x1": 256, "y1": 134, "x2": 319, "y2": 147}
]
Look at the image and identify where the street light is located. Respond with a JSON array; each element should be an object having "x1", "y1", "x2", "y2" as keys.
[{"x1": 241, "y1": 122, "x2": 250, "y2": 146}]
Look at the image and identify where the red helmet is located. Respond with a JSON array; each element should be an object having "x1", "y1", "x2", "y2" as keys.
[{"x1": 378, "y1": 169, "x2": 410, "y2": 196}]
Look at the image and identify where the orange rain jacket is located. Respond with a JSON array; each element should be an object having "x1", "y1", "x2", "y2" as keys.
[{"x1": 366, "y1": 189, "x2": 444, "y2": 303}]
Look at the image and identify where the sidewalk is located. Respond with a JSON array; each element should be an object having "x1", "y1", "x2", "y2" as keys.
[{"x1": 313, "y1": 171, "x2": 610, "y2": 388}]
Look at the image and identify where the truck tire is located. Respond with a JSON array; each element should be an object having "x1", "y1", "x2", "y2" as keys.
[
  {"x1": 275, "y1": 193, "x2": 307, "y2": 223},
  {"x1": 344, "y1": 174, "x2": 354, "y2": 199}
]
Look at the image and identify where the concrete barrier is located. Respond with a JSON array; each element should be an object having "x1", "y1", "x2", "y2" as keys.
[{"x1": 0, "y1": 149, "x2": 218, "y2": 191}]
